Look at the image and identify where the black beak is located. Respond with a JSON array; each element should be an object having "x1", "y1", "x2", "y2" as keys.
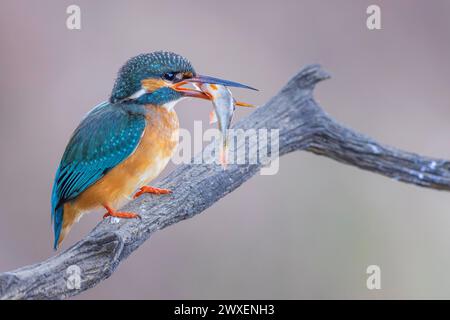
[{"x1": 184, "y1": 75, "x2": 258, "y2": 91}]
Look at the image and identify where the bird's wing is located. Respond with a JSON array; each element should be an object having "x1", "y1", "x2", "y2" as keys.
[{"x1": 51, "y1": 102, "x2": 146, "y2": 212}]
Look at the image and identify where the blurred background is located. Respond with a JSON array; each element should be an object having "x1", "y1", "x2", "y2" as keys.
[{"x1": 1, "y1": 0, "x2": 450, "y2": 299}]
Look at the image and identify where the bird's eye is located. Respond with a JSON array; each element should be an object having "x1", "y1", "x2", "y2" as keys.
[
  {"x1": 163, "y1": 72, "x2": 184, "y2": 82},
  {"x1": 163, "y1": 72, "x2": 176, "y2": 81}
]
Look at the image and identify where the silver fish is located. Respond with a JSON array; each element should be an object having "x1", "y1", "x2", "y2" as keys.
[{"x1": 199, "y1": 83, "x2": 235, "y2": 168}]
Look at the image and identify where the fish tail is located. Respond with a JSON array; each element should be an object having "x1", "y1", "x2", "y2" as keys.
[{"x1": 219, "y1": 135, "x2": 229, "y2": 169}]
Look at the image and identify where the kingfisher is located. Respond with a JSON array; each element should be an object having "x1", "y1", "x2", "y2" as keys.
[{"x1": 51, "y1": 51, "x2": 256, "y2": 249}]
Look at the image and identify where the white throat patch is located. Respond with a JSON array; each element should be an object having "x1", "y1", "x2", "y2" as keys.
[
  {"x1": 126, "y1": 88, "x2": 147, "y2": 100},
  {"x1": 124, "y1": 88, "x2": 185, "y2": 110},
  {"x1": 123, "y1": 88, "x2": 186, "y2": 111}
]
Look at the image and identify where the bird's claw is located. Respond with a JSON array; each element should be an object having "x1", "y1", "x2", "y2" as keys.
[
  {"x1": 102, "y1": 211, "x2": 141, "y2": 220},
  {"x1": 133, "y1": 186, "x2": 172, "y2": 199}
]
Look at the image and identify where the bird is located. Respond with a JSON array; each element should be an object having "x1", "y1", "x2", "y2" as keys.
[{"x1": 51, "y1": 51, "x2": 256, "y2": 249}]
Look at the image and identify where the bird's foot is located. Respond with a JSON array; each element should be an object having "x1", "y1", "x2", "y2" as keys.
[
  {"x1": 133, "y1": 186, "x2": 172, "y2": 199},
  {"x1": 102, "y1": 204, "x2": 141, "y2": 220}
]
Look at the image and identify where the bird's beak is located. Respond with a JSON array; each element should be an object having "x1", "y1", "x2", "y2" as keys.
[
  {"x1": 185, "y1": 75, "x2": 258, "y2": 91},
  {"x1": 171, "y1": 75, "x2": 257, "y2": 107}
]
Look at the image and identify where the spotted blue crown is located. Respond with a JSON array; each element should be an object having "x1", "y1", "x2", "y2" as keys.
[{"x1": 110, "y1": 51, "x2": 195, "y2": 105}]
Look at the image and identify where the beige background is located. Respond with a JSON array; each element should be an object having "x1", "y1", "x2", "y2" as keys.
[{"x1": 1, "y1": 0, "x2": 450, "y2": 299}]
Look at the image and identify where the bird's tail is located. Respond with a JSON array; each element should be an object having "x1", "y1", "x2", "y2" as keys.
[
  {"x1": 52, "y1": 205, "x2": 64, "y2": 250},
  {"x1": 52, "y1": 203, "x2": 80, "y2": 250}
]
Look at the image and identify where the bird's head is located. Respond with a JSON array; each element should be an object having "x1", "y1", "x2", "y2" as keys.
[{"x1": 110, "y1": 51, "x2": 256, "y2": 107}]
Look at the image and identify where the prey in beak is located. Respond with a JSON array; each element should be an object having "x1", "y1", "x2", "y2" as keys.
[
  {"x1": 171, "y1": 74, "x2": 257, "y2": 107},
  {"x1": 171, "y1": 74, "x2": 258, "y2": 169}
]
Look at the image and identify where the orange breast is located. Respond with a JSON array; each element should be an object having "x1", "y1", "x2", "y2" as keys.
[{"x1": 69, "y1": 105, "x2": 179, "y2": 213}]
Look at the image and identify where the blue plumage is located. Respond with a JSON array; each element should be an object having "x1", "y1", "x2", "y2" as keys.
[
  {"x1": 51, "y1": 102, "x2": 146, "y2": 248},
  {"x1": 110, "y1": 51, "x2": 194, "y2": 103},
  {"x1": 51, "y1": 51, "x2": 239, "y2": 249}
]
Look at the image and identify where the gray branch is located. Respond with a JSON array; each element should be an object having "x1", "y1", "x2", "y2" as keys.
[{"x1": 1, "y1": 64, "x2": 450, "y2": 300}]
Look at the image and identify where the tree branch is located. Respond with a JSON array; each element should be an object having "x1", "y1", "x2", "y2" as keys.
[
  {"x1": 1, "y1": 64, "x2": 449, "y2": 300},
  {"x1": 308, "y1": 116, "x2": 450, "y2": 190}
]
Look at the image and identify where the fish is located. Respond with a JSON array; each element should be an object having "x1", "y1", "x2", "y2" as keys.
[
  {"x1": 199, "y1": 83, "x2": 233, "y2": 168},
  {"x1": 199, "y1": 83, "x2": 254, "y2": 169}
]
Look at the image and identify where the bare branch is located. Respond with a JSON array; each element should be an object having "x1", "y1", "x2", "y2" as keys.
[
  {"x1": 308, "y1": 116, "x2": 450, "y2": 190},
  {"x1": 1, "y1": 64, "x2": 449, "y2": 300}
]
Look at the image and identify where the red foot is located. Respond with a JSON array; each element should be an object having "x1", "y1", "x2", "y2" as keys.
[
  {"x1": 133, "y1": 186, "x2": 172, "y2": 199},
  {"x1": 102, "y1": 204, "x2": 141, "y2": 220}
]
